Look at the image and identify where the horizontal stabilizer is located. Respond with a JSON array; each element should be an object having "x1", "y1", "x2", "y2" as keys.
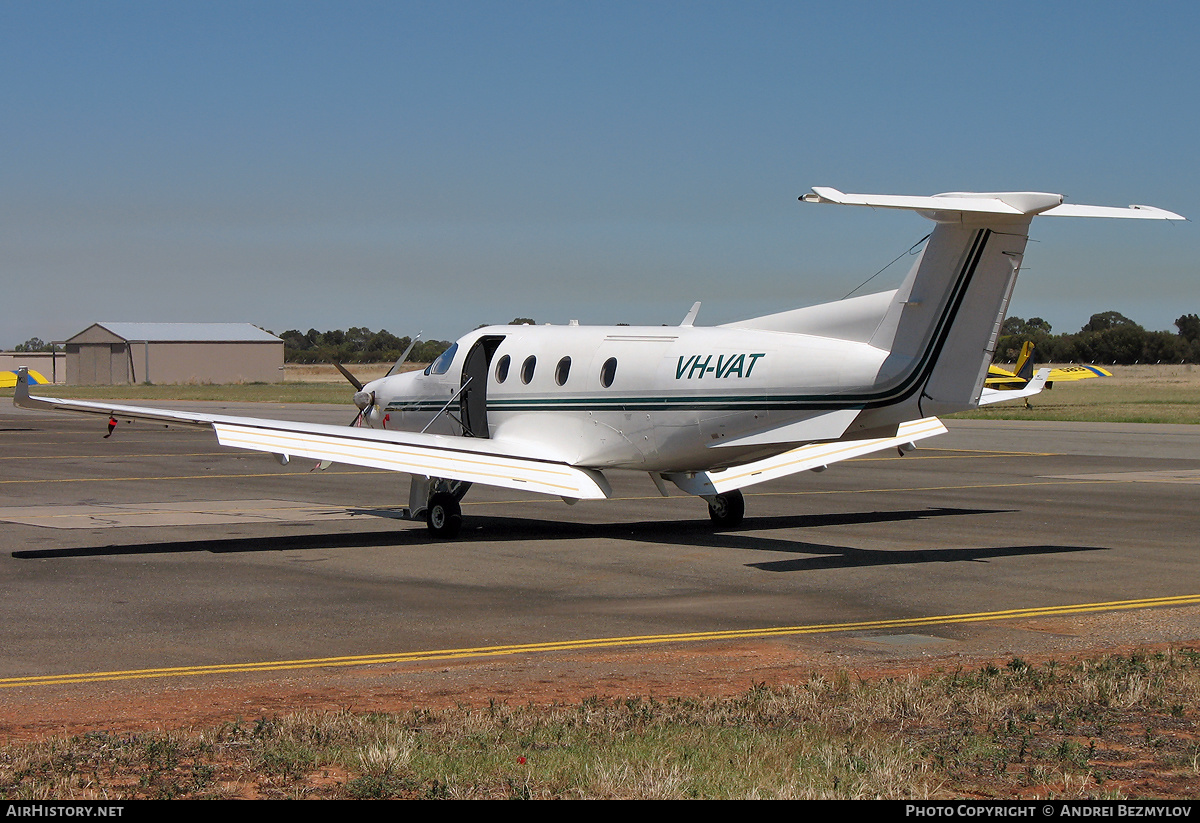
[
  {"x1": 802, "y1": 188, "x2": 1185, "y2": 221},
  {"x1": 666, "y1": 417, "x2": 947, "y2": 496}
]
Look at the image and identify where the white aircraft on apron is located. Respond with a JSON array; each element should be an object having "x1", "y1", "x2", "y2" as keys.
[{"x1": 15, "y1": 187, "x2": 1183, "y2": 536}]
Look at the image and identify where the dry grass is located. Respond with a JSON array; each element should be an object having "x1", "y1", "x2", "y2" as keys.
[
  {"x1": 957, "y1": 364, "x2": 1200, "y2": 424},
  {"x1": 3, "y1": 650, "x2": 1197, "y2": 799},
  {"x1": 0, "y1": 364, "x2": 426, "y2": 405}
]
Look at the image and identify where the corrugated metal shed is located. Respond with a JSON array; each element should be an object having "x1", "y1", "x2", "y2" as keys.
[
  {"x1": 89, "y1": 323, "x2": 281, "y2": 343},
  {"x1": 64, "y1": 323, "x2": 283, "y2": 385}
]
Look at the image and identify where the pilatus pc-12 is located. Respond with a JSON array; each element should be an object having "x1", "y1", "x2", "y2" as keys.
[{"x1": 15, "y1": 187, "x2": 1183, "y2": 536}]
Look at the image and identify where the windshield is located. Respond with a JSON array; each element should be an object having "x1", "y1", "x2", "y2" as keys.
[{"x1": 424, "y1": 342, "x2": 458, "y2": 376}]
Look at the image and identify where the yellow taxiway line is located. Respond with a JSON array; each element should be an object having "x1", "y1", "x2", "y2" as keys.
[{"x1": 4, "y1": 594, "x2": 1197, "y2": 689}]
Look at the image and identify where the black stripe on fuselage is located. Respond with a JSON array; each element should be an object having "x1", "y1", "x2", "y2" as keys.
[{"x1": 861, "y1": 227, "x2": 990, "y2": 409}]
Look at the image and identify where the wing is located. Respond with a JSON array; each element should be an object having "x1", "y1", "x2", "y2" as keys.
[
  {"x1": 2, "y1": 369, "x2": 50, "y2": 388},
  {"x1": 1047, "y1": 364, "x2": 1112, "y2": 382},
  {"x1": 985, "y1": 363, "x2": 1019, "y2": 386},
  {"x1": 663, "y1": 417, "x2": 948, "y2": 496},
  {"x1": 11, "y1": 369, "x2": 611, "y2": 500}
]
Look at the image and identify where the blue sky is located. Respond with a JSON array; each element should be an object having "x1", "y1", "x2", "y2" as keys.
[{"x1": 3, "y1": 1, "x2": 1196, "y2": 348}]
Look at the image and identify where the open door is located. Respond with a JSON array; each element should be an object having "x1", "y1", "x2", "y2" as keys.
[{"x1": 459, "y1": 335, "x2": 504, "y2": 437}]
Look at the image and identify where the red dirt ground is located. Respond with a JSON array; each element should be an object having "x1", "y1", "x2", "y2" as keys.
[{"x1": 3, "y1": 608, "x2": 1198, "y2": 798}]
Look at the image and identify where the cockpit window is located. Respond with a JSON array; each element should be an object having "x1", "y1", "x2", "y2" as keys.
[{"x1": 425, "y1": 342, "x2": 458, "y2": 376}]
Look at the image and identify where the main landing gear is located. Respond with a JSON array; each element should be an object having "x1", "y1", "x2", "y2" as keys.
[
  {"x1": 409, "y1": 476, "x2": 746, "y2": 537},
  {"x1": 706, "y1": 489, "x2": 745, "y2": 528},
  {"x1": 406, "y1": 476, "x2": 472, "y2": 538},
  {"x1": 426, "y1": 492, "x2": 462, "y2": 538}
]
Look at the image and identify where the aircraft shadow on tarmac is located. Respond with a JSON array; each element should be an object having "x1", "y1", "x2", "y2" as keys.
[{"x1": 11, "y1": 506, "x2": 1105, "y2": 571}]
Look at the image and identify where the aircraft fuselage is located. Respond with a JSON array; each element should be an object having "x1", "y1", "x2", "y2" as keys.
[{"x1": 358, "y1": 324, "x2": 892, "y2": 472}]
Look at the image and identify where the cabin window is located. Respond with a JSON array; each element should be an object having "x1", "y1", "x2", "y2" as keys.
[
  {"x1": 425, "y1": 342, "x2": 458, "y2": 375},
  {"x1": 555, "y1": 356, "x2": 571, "y2": 386},
  {"x1": 495, "y1": 354, "x2": 510, "y2": 383},
  {"x1": 521, "y1": 355, "x2": 537, "y2": 384},
  {"x1": 600, "y1": 357, "x2": 617, "y2": 388}
]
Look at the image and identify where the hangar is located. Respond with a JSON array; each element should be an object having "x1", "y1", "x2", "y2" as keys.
[{"x1": 64, "y1": 322, "x2": 283, "y2": 385}]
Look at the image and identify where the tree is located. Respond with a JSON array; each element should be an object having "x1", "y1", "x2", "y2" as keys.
[
  {"x1": 13, "y1": 337, "x2": 61, "y2": 352},
  {"x1": 1082, "y1": 311, "x2": 1137, "y2": 334},
  {"x1": 1000, "y1": 316, "x2": 1025, "y2": 336},
  {"x1": 1001, "y1": 316, "x2": 1052, "y2": 336},
  {"x1": 1175, "y1": 314, "x2": 1200, "y2": 344},
  {"x1": 996, "y1": 316, "x2": 1053, "y2": 362}
]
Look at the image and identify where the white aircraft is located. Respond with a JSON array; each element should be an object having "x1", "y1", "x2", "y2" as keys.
[{"x1": 14, "y1": 187, "x2": 1183, "y2": 536}]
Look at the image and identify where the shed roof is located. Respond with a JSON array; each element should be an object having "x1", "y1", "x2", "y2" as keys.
[{"x1": 74, "y1": 323, "x2": 281, "y2": 343}]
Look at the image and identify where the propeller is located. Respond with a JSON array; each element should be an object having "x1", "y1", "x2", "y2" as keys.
[
  {"x1": 350, "y1": 387, "x2": 376, "y2": 426},
  {"x1": 326, "y1": 332, "x2": 421, "y2": 427},
  {"x1": 323, "y1": 352, "x2": 374, "y2": 426},
  {"x1": 331, "y1": 359, "x2": 363, "y2": 391}
]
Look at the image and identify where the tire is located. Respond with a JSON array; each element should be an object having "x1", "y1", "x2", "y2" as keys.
[
  {"x1": 426, "y1": 492, "x2": 463, "y2": 538},
  {"x1": 707, "y1": 489, "x2": 745, "y2": 528}
]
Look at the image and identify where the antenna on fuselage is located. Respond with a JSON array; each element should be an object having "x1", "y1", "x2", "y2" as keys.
[{"x1": 680, "y1": 302, "x2": 701, "y2": 327}]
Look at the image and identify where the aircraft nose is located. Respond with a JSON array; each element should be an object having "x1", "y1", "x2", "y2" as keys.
[{"x1": 352, "y1": 390, "x2": 375, "y2": 410}]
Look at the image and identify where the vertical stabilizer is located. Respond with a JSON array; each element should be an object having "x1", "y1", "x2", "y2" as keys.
[
  {"x1": 800, "y1": 188, "x2": 1183, "y2": 421},
  {"x1": 863, "y1": 213, "x2": 1035, "y2": 416},
  {"x1": 1013, "y1": 341, "x2": 1036, "y2": 382}
]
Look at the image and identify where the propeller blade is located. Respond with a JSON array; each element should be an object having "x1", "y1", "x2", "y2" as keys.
[
  {"x1": 332, "y1": 360, "x2": 364, "y2": 391},
  {"x1": 386, "y1": 331, "x2": 423, "y2": 377}
]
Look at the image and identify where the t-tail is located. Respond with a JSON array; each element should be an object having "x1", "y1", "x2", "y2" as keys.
[{"x1": 800, "y1": 188, "x2": 1184, "y2": 425}]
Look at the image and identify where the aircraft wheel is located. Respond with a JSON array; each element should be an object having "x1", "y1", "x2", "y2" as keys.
[
  {"x1": 707, "y1": 489, "x2": 745, "y2": 528},
  {"x1": 426, "y1": 492, "x2": 463, "y2": 538}
]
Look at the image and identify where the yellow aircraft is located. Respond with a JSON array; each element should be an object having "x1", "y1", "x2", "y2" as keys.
[
  {"x1": 987, "y1": 342, "x2": 1111, "y2": 390},
  {"x1": 1, "y1": 369, "x2": 49, "y2": 388}
]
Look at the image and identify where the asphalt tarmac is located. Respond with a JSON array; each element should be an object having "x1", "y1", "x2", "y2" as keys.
[{"x1": 1, "y1": 400, "x2": 1198, "y2": 700}]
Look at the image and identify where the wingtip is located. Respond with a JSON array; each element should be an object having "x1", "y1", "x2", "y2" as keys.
[{"x1": 13, "y1": 367, "x2": 31, "y2": 407}]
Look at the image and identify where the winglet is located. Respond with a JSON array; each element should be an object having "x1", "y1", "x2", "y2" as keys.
[
  {"x1": 13, "y1": 367, "x2": 32, "y2": 408},
  {"x1": 1026, "y1": 368, "x2": 1050, "y2": 393}
]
